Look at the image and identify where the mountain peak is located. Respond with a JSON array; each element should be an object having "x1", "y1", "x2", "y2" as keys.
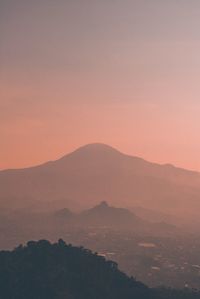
[
  {"x1": 95, "y1": 201, "x2": 110, "y2": 210},
  {"x1": 90, "y1": 201, "x2": 110, "y2": 212},
  {"x1": 58, "y1": 143, "x2": 124, "y2": 162},
  {"x1": 73, "y1": 143, "x2": 122, "y2": 155}
]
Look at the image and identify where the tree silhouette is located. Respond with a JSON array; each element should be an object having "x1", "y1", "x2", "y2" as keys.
[{"x1": 0, "y1": 239, "x2": 199, "y2": 299}]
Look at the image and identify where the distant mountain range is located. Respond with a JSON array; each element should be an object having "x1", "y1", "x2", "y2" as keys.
[
  {"x1": 53, "y1": 201, "x2": 176, "y2": 234},
  {"x1": 54, "y1": 201, "x2": 142, "y2": 228},
  {"x1": 78, "y1": 201, "x2": 141, "y2": 227},
  {"x1": 0, "y1": 201, "x2": 176, "y2": 251},
  {"x1": 1, "y1": 143, "x2": 200, "y2": 217}
]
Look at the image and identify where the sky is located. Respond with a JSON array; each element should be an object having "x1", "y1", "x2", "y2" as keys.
[{"x1": 1, "y1": 0, "x2": 200, "y2": 170}]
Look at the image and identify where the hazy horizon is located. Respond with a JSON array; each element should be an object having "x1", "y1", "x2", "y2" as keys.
[{"x1": 1, "y1": 0, "x2": 200, "y2": 170}]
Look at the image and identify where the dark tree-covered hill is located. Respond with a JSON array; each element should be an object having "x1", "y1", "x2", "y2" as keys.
[{"x1": 0, "y1": 240, "x2": 199, "y2": 299}]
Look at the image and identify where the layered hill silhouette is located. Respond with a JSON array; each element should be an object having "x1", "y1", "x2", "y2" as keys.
[
  {"x1": 0, "y1": 239, "x2": 199, "y2": 299},
  {"x1": 0, "y1": 202, "x2": 175, "y2": 250},
  {"x1": 78, "y1": 201, "x2": 141, "y2": 227},
  {"x1": 1, "y1": 143, "x2": 200, "y2": 216},
  {"x1": 53, "y1": 201, "x2": 175, "y2": 233}
]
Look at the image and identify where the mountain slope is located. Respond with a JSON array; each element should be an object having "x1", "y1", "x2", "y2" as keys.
[
  {"x1": 79, "y1": 201, "x2": 141, "y2": 227},
  {"x1": 0, "y1": 143, "x2": 200, "y2": 215}
]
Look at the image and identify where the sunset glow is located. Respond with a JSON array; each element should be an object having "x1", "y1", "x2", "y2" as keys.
[{"x1": 1, "y1": 0, "x2": 200, "y2": 170}]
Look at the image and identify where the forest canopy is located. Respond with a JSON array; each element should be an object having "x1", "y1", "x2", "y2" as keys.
[{"x1": 0, "y1": 239, "x2": 199, "y2": 299}]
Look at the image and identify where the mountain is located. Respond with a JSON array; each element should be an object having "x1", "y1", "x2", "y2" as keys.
[
  {"x1": 1, "y1": 143, "x2": 200, "y2": 217},
  {"x1": 52, "y1": 201, "x2": 144, "y2": 229},
  {"x1": 0, "y1": 202, "x2": 175, "y2": 250},
  {"x1": 0, "y1": 239, "x2": 198, "y2": 299},
  {"x1": 53, "y1": 201, "x2": 176, "y2": 233},
  {"x1": 79, "y1": 201, "x2": 142, "y2": 227}
]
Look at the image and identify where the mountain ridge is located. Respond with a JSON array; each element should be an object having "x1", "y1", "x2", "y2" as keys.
[
  {"x1": 1, "y1": 143, "x2": 200, "y2": 217},
  {"x1": 1, "y1": 143, "x2": 199, "y2": 175},
  {"x1": 53, "y1": 201, "x2": 175, "y2": 233}
]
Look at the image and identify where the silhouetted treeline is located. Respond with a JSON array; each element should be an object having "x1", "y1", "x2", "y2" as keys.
[{"x1": 0, "y1": 239, "x2": 199, "y2": 299}]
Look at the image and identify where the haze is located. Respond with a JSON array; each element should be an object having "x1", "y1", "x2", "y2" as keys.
[{"x1": 1, "y1": 0, "x2": 200, "y2": 170}]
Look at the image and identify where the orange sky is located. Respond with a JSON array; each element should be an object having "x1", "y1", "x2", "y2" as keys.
[{"x1": 1, "y1": 0, "x2": 200, "y2": 171}]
